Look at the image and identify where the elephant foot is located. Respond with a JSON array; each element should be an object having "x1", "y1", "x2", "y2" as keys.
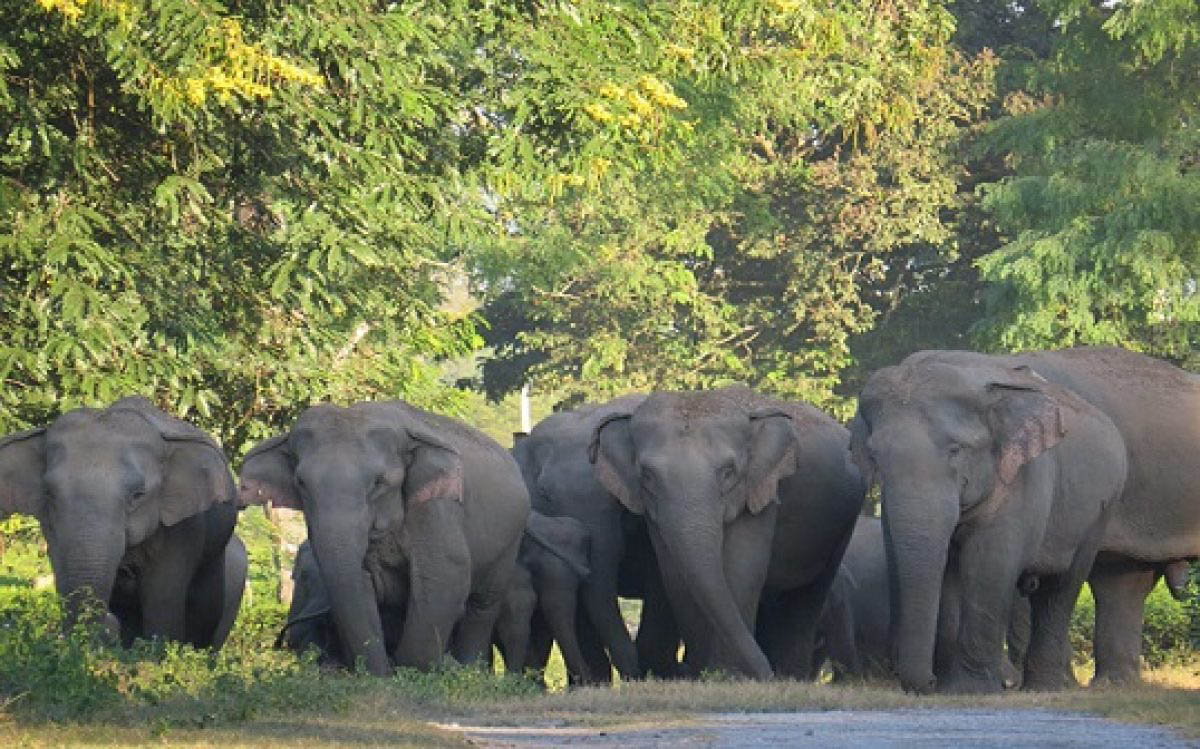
[
  {"x1": 1021, "y1": 669, "x2": 1079, "y2": 692},
  {"x1": 938, "y1": 667, "x2": 1003, "y2": 695},
  {"x1": 1089, "y1": 669, "x2": 1142, "y2": 688}
]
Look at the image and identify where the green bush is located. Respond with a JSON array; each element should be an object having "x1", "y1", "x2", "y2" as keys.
[{"x1": 1069, "y1": 578, "x2": 1197, "y2": 668}]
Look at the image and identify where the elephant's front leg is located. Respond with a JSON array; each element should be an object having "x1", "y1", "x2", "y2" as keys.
[
  {"x1": 1023, "y1": 514, "x2": 1107, "y2": 690},
  {"x1": 452, "y1": 547, "x2": 518, "y2": 665},
  {"x1": 394, "y1": 502, "x2": 472, "y2": 669},
  {"x1": 137, "y1": 548, "x2": 193, "y2": 644},
  {"x1": 940, "y1": 527, "x2": 1025, "y2": 694},
  {"x1": 537, "y1": 578, "x2": 592, "y2": 685}
]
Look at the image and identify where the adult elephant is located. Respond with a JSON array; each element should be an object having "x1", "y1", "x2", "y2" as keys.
[
  {"x1": 0, "y1": 396, "x2": 247, "y2": 648},
  {"x1": 849, "y1": 347, "x2": 1200, "y2": 693},
  {"x1": 590, "y1": 386, "x2": 864, "y2": 679},
  {"x1": 513, "y1": 395, "x2": 677, "y2": 682},
  {"x1": 240, "y1": 401, "x2": 529, "y2": 676}
]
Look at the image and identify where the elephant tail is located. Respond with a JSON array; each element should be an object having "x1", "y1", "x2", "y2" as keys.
[{"x1": 274, "y1": 606, "x2": 333, "y2": 649}]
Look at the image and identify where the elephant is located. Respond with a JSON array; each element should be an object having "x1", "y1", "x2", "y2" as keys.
[
  {"x1": 513, "y1": 394, "x2": 679, "y2": 683},
  {"x1": 813, "y1": 515, "x2": 889, "y2": 680},
  {"x1": 813, "y1": 513, "x2": 1028, "y2": 686},
  {"x1": 0, "y1": 396, "x2": 247, "y2": 648},
  {"x1": 812, "y1": 564, "x2": 861, "y2": 679},
  {"x1": 590, "y1": 386, "x2": 865, "y2": 679},
  {"x1": 277, "y1": 541, "x2": 352, "y2": 666},
  {"x1": 493, "y1": 510, "x2": 593, "y2": 685},
  {"x1": 849, "y1": 347, "x2": 1200, "y2": 693},
  {"x1": 239, "y1": 400, "x2": 530, "y2": 676}
]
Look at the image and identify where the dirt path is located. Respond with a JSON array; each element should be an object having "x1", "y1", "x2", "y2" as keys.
[{"x1": 448, "y1": 709, "x2": 1197, "y2": 747}]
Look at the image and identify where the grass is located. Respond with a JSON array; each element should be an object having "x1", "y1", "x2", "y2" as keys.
[
  {"x1": 3, "y1": 666, "x2": 1199, "y2": 746},
  {"x1": 3, "y1": 518, "x2": 1197, "y2": 746}
]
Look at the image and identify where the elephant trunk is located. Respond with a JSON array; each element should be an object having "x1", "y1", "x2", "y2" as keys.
[
  {"x1": 650, "y1": 510, "x2": 771, "y2": 679},
  {"x1": 883, "y1": 486, "x2": 956, "y2": 694},
  {"x1": 46, "y1": 514, "x2": 125, "y2": 634},
  {"x1": 308, "y1": 514, "x2": 390, "y2": 676}
]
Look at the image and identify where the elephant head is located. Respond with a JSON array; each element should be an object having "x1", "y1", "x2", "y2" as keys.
[
  {"x1": 0, "y1": 396, "x2": 234, "y2": 629},
  {"x1": 239, "y1": 402, "x2": 465, "y2": 676},
  {"x1": 850, "y1": 352, "x2": 1080, "y2": 693},
  {"x1": 588, "y1": 387, "x2": 796, "y2": 678}
]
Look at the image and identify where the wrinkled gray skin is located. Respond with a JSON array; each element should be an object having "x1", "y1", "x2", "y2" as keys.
[
  {"x1": 240, "y1": 401, "x2": 529, "y2": 676},
  {"x1": 494, "y1": 511, "x2": 593, "y2": 685},
  {"x1": 277, "y1": 541, "x2": 349, "y2": 666},
  {"x1": 851, "y1": 348, "x2": 1197, "y2": 694},
  {"x1": 812, "y1": 564, "x2": 861, "y2": 679},
  {"x1": 513, "y1": 395, "x2": 678, "y2": 683},
  {"x1": 0, "y1": 396, "x2": 246, "y2": 648},
  {"x1": 815, "y1": 515, "x2": 1025, "y2": 686},
  {"x1": 592, "y1": 386, "x2": 864, "y2": 679},
  {"x1": 814, "y1": 515, "x2": 889, "y2": 679}
]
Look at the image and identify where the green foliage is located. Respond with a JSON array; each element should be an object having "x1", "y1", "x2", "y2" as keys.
[
  {"x1": 970, "y1": 1, "x2": 1200, "y2": 360},
  {"x1": 475, "y1": 1, "x2": 995, "y2": 416},
  {"x1": 1070, "y1": 580, "x2": 1198, "y2": 670}
]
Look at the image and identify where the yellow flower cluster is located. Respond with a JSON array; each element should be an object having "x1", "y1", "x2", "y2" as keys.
[
  {"x1": 36, "y1": 0, "x2": 129, "y2": 22},
  {"x1": 180, "y1": 19, "x2": 323, "y2": 105},
  {"x1": 35, "y1": 1, "x2": 321, "y2": 108},
  {"x1": 583, "y1": 74, "x2": 687, "y2": 133},
  {"x1": 637, "y1": 75, "x2": 687, "y2": 110},
  {"x1": 769, "y1": 0, "x2": 804, "y2": 12}
]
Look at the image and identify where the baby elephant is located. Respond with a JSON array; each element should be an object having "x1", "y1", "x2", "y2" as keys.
[{"x1": 494, "y1": 511, "x2": 593, "y2": 685}]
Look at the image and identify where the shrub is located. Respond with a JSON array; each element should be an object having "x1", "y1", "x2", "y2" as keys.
[{"x1": 1069, "y1": 578, "x2": 1197, "y2": 668}]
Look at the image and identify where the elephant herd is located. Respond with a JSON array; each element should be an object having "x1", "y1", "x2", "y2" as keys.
[{"x1": 1, "y1": 346, "x2": 1197, "y2": 695}]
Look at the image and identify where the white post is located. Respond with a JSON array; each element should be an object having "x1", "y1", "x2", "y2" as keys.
[{"x1": 520, "y1": 384, "x2": 531, "y2": 434}]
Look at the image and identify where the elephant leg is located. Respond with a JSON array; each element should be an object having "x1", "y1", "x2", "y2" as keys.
[
  {"x1": 540, "y1": 584, "x2": 592, "y2": 685},
  {"x1": 1005, "y1": 594, "x2": 1031, "y2": 688},
  {"x1": 576, "y1": 611, "x2": 613, "y2": 684},
  {"x1": 495, "y1": 590, "x2": 534, "y2": 676},
  {"x1": 200, "y1": 535, "x2": 247, "y2": 650},
  {"x1": 579, "y1": 523, "x2": 640, "y2": 680},
  {"x1": 636, "y1": 563, "x2": 681, "y2": 678},
  {"x1": 1090, "y1": 557, "x2": 1157, "y2": 685},
  {"x1": 1023, "y1": 519, "x2": 1106, "y2": 691},
  {"x1": 452, "y1": 553, "x2": 517, "y2": 666},
  {"x1": 395, "y1": 506, "x2": 473, "y2": 669},
  {"x1": 138, "y1": 549, "x2": 192, "y2": 643},
  {"x1": 933, "y1": 559, "x2": 961, "y2": 682},
  {"x1": 523, "y1": 610, "x2": 553, "y2": 675},
  {"x1": 940, "y1": 528, "x2": 1024, "y2": 694}
]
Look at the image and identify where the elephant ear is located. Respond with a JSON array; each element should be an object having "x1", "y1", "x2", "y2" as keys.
[
  {"x1": 524, "y1": 515, "x2": 592, "y2": 580},
  {"x1": 115, "y1": 398, "x2": 237, "y2": 526},
  {"x1": 239, "y1": 434, "x2": 302, "y2": 510},
  {"x1": 729, "y1": 409, "x2": 796, "y2": 520},
  {"x1": 588, "y1": 412, "x2": 641, "y2": 514},
  {"x1": 403, "y1": 426, "x2": 464, "y2": 506},
  {"x1": 987, "y1": 371, "x2": 1072, "y2": 486},
  {"x1": 847, "y1": 413, "x2": 876, "y2": 489},
  {"x1": 0, "y1": 427, "x2": 47, "y2": 520}
]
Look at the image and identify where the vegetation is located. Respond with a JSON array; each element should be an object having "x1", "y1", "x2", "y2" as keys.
[{"x1": 1, "y1": 0, "x2": 1198, "y2": 742}]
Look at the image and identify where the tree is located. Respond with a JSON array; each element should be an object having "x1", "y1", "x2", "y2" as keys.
[
  {"x1": 474, "y1": 1, "x2": 995, "y2": 415},
  {"x1": 1, "y1": 1, "x2": 497, "y2": 450},
  {"x1": 970, "y1": 0, "x2": 1200, "y2": 363}
]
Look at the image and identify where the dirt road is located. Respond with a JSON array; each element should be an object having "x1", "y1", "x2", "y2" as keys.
[{"x1": 450, "y1": 709, "x2": 1197, "y2": 747}]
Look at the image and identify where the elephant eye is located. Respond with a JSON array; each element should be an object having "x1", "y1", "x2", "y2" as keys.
[
  {"x1": 948, "y1": 444, "x2": 963, "y2": 460},
  {"x1": 719, "y1": 462, "x2": 737, "y2": 485}
]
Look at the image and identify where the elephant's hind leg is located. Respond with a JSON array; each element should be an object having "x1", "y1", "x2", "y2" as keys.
[{"x1": 1090, "y1": 556, "x2": 1157, "y2": 685}]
